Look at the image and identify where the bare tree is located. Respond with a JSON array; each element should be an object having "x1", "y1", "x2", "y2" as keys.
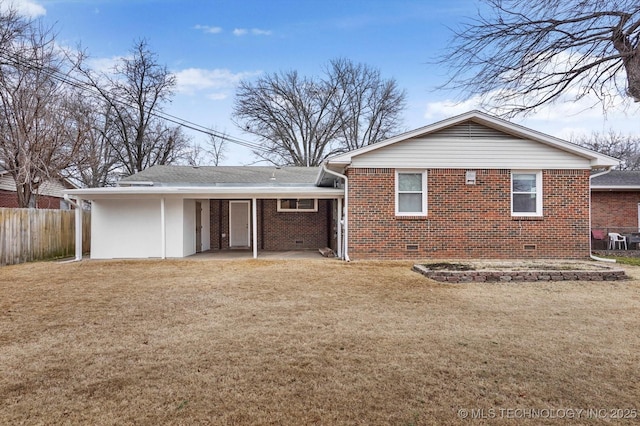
[
  {"x1": 233, "y1": 59, "x2": 406, "y2": 166},
  {"x1": 206, "y1": 131, "x2": 227, "y2": 166},
  {"x1": 573, "y1": 131, "x2": 638, "y2": 170},
  {"x1": 0, "y1": 10, "x2": 82, "y2": 207},
  {"x1": 234, "y1": 70, "x2": 342, "y2": 166},
  {"x1": 184, "y1": 131, "x2": 227, "y2": 167},
  {"x1": 64, "y1": 95, "x2": 120, "y2": 187},
  {"x1": 79, "y1": 39, "x2": 186, "y2": 176},
  {"x1": 440, "y1": 0, "x2": 640, "y2": 115},
  {"x1": 328, "y1": 58, "x2": 406, "y2": 151}
]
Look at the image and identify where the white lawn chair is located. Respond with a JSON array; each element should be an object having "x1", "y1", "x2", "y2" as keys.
[{"x1": 608, "y1": 232, "x2": 627, "y2": 250}]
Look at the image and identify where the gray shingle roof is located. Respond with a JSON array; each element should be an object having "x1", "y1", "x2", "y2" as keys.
[
  {"x1": 119, "y1": 165, "x2": 321, "y2": 187},
  {"x1": 591, "y1": 170, "x2": 640, "y2": 188}
]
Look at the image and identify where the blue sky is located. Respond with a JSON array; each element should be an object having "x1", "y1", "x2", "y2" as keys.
[{"x1": 9, "y1": 0, "x2": 640, "y2": 165}]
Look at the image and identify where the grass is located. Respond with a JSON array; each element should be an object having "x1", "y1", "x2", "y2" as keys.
[
  {"x1": 608, "y1": 256, "x2": 640, "y2": 267},
  {"x1": 1, "y1": 258, "x2": 640, "y2": 425}
]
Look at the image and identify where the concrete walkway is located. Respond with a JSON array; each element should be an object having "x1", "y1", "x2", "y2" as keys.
[{"x1": 188, "y1": 249, "x2": 334, "y2": 260}]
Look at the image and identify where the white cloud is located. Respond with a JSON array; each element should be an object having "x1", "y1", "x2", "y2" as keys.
[
  {"x1": 250, "y1": 28, "x2": 272, "y2": 36},
  {"x1": 194, "y1": 24, "x2": 223, "y2": 34},
  {"x1": 233, "y1": 28, "x2": 272, "y2": 36},
  {"x1": 207, "y1": 93, "x2": 228, "y2": 101},
  {"x1": 423, "y1": 92, "x2": 640, "y2": 140},
  {"x1": 175, "y1": 68, "x2": 262, "y2": 96},
  {"x1": 1, "y1": 0, "x2": 46, "y2": 17},
  {"x1": 87, "y1": 55, "x2": 126, "y2": 74}
]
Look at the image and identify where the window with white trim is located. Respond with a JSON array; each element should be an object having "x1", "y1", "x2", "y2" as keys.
[
  {"x1": 512, "y1": 171, "x2": 542, "y2": 216},
  {"x1": 277, "y1": 198, "x2": 318, "y2": 212},
  {"x1": 396, "y1": 171, "x2": 427, "y2": 216}
]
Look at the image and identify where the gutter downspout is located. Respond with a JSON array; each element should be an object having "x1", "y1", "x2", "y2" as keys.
[
  {"x1": 589, "y1": 167, "x2": 615, "y2": 263},
  {"x1": 63, "y1": 194, "x2": 83, "y2": 262},
  {"x1": 322, "y1": 164, "x2": 351, "y2": 262},
  {"x1": 321, "y1": 165, "x2": 349, "y2": 261}
]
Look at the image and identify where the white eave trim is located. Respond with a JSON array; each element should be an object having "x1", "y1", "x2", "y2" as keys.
[
  {"x1": 591, "y1": 185, "x2": 640, "y2": 191},
  {"x1": 324, "y1": 110, "x2": 620, "y2": 168},
  {"x1": 64, "y1": 185, "x2": 345, "y2": 200}
]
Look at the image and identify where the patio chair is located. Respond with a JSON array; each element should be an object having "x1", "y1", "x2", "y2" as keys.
[
  {"x1": 591, "y1": 230, "x2": 607, "y2": 250},
  {"x1": 608, "y1": 232, "x2": 627, "y2": 250}
]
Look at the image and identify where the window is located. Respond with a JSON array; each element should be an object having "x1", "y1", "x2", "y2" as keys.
[
  {"x1": 396, "y1": 171, "x2": 427, "y2": 216},
  {"x1": 512, "y1": 171, "x2": 542, "y2": 216},
  {"x1": 277, "y1": 198, "x2": 318, "y2": 212}
]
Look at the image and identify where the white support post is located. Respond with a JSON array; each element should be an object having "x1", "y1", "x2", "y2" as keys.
[
  {"x1": 160, "y1": 197, "x2": 166, "y2": 259},
  {"x1": 336, "y1": 197, "x2": 343, "y2": 259},
  {"x1": 75, "y1": 198, "x2": 83, "y2": 261},
  {"x1": 252, "y1": 198, "x2": 258, "y2": 258}
]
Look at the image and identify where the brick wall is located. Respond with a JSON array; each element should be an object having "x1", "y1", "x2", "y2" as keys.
[
  {"x1": 347, "y1": 168, "x2": 591, "y2": 260},
  {"x1": 209, "y1": 199, "x2": 331, "y2": 251},
  {"x1": 0, "y1": 190, "x2": 62, "y2": 209},
  {"x1": 0, "y1": 190, "x2": 18, "y2": 208},
  {"x1": 591, "y1": 191, "x2": 640, "y2": 232}
]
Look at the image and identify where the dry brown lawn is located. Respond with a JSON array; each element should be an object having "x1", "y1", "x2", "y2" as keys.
[{"x1": 1, "y1": 259, "x2": 639, "y2": 425}]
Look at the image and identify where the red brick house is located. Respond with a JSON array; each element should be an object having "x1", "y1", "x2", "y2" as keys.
[
  {"x1": 0, "y1": 164, "x2": 76, "y2": 209},
  {"x1": 65, "y1": 111, "x2": 618, "y2": 260},
  {"x1": 590, "y1": 170, "x2": 640, "y2": 248}
]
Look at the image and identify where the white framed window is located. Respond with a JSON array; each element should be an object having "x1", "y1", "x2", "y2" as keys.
[
  {"x1": 511, "y1": 171, "x2": 542, "y2": 216},
  {"x1": 395, "y1": 170, "x2": 427, "y2": 216},
  {"x1": 277, "y1": 198, "x2": 318, "y2": 212}
]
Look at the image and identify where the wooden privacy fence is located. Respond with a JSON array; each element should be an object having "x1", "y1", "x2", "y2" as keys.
[{"x1": 0, "y1": 208, "x2": 91, "y2": 266}]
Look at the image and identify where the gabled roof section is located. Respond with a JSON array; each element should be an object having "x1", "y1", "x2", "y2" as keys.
[
  {"x1": 119, "y1": 165, "x2": 321, "y2": 187},
  {"x1": 591, "y1": 170, "x2": 640, "y2": 190},
  {"x1": 323, "y1": 110, "x2": 620, "y2": 169}
]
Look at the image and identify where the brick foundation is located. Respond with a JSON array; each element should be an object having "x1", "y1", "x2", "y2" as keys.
[{"x1": 347, "y1": 168, "x2": 591, "y2": 260}]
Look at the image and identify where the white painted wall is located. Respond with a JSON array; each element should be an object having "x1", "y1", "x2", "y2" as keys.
[
  {"x1": 89, "y1": 197, "x2": 211, "y2": 259},
  {"x1": 91, "y1": 199, "x2": 162, "y2": 259}
]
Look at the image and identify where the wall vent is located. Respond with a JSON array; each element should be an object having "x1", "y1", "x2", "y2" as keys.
[
  {"x1": 406, "y1": 244, "x2": 419, "y2": 251},
  {"x1": 523, "y1": 244, "x2": 537, "y2": 250},
  {"x1": 465, "y1": 170, "x2": 477, "y2": 185},
  {"x1": 295, "y1": 240, "x2": 304, "y2": 245}
]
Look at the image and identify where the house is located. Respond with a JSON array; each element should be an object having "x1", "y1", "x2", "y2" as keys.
[
  {"x1": 0, "y1": 165, "x2": 77, "y2": 209},
  {"x1": 64, "y1": 110, "x2": 618, "y2": 261},
  {"x1": 591, "y1": 170, "x2": 640, "y2": 237}
]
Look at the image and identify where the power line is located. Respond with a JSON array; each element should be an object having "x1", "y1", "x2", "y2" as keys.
[{"x1": 0, "y1": 49, "x2": 271, "y2": 153}]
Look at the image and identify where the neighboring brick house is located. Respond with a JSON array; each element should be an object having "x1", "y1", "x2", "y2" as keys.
[
  {"x1": 65, "y1": 111, "x2": 618, "y2": 260},
  {"x1": 0, "y1": 165, "x2": 75, "y2": 209},
  {"x1": 591, "y1": 170, "x2": 640, "y2": 239}
]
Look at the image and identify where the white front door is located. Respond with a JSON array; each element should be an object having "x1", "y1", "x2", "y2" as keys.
[{"x1": 229, "y1": 201, "x2": 250, "y2": 247}]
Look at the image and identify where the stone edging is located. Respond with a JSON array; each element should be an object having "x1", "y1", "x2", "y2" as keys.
[{"x1": 412, "y1": 264, "x2": 628, "y2": 283}]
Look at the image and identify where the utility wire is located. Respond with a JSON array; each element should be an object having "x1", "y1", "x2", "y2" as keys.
[{"x1": 0, "y1": 49, "x2": 270, "y2": 153}]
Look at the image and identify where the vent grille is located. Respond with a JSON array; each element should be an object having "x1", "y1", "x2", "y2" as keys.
[
  {"x1": 429, "y1": 121, "x2": 519, "y2": 140},
  {"x1": 523, "y1": 244, "x2": 537, "y2": 250},
  {"x1": 406, "y1": 244, "x2": 419, "y2": 251}
]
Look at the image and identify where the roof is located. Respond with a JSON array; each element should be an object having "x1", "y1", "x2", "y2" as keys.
[
  {"x1": 66, "y1": 165, "x2": 342, "y2": 199},
  {"x1": 591, "y1": 170, "x2": 640, "y2": 190},
  {"x1": 322, "y1": 110, "x2": 620, "y2": 169},
  {"x1": 119, "y1": 165, "x2": 321, "y2": 187}
]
